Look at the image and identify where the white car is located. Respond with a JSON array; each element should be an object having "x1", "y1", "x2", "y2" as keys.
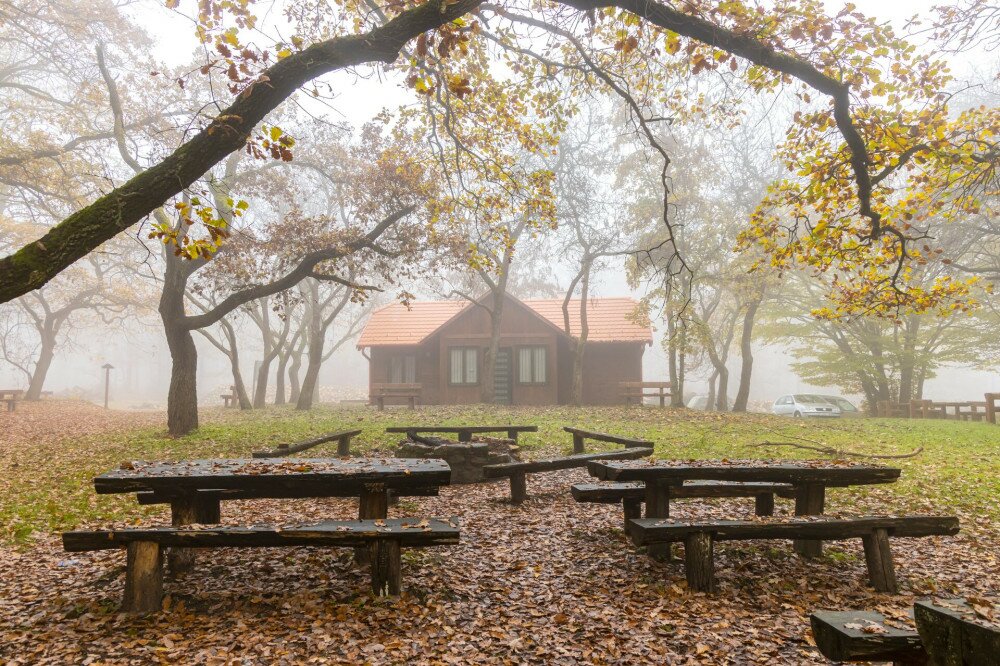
[{"x1": 772, "y1": 394, "x2": 842, "y2": 418}]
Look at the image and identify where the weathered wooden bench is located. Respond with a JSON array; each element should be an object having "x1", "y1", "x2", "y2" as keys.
[
  {"x1": 986, "y1": 392, "x2": 999, "y2": 425},
  {"x1": 387, "y1": 425, "x2": 538, "y2": 443},
  {"x1": 571, "y1": 481, "x2": 796, "y2": 529},
  {"x1": 811, "y1": 610, "x2": 927, "y2": 664},
  {"x1": 133, "y1": 484, "x2": 440, "y2": 512},
  {"x1": 483, "y1": 447, "x2": 653, "y2": 504},
  {"x1": 626, "y1": 515, "x2": 959, "y2": 593},
  {"x1": 63, "y1": 518, "x2": 460, "y2": 613},
  {"x1": 252, "y1": 429, "x2": 363, "y2": 458},
  {"x1": 914, "y1": 597, "x2": 1000, "y2": 665},
  {"x1": 221, "y1": 385, "x2": 236, "y2": 408},
  {"x1": 1, "y1": 389, "x2": 23, "y2": 413},
  {"x1": 371, "y1": 383, "x2": 422, "y2": 410},
  {"x1": 620, "y1": 381, "x2": 672, "y2": 407},
  {"x1": 563, "y1": 427, "x2": 652, "y2": 453}
]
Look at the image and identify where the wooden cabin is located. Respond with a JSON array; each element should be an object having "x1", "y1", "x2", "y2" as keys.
[{"x1": 357, "y1": 295, "x2": 653, "y2": 406}]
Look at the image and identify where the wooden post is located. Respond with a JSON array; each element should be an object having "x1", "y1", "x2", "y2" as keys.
[
  {"x1": 572, "y1": 432, "x2": 585, "y2": 454},
  {"x1": 123, "y1": 541, "x2": 163, "y2": 614},
  {"x1": 793, "y1": 483, "x2": 826, "y2": 557},
  {"x1": 357, "y1": 483, "x2": 389, "y2": 564},
  {"x1": 507, "y1": 429, "x2": 519, "y2": 442},
  {"x1": 195, "y1": 497, "x2": 221, "y2": 524},
  {"x1": 622, "y1": 498, "x2": 642, "y2": 532},
  {"x1": 377, "y1": 396, "x2": 385, "y2": 411},
  {"x1": 168, "y1": 496, "x2": 199, "y2": 574},
  {"x1": 370, "y1": 539, "x2": 402, "y2": 596},
  {"x1": 915, "y1": 600, "x2": 1000, "y2": 664},
  {"x1": 644, "y1": 478, "x2": 673, "y2": 561},
  {"x1": 754, "y1": 493, "x2": 775, "y2": 517},
  {"x1": 337, "y1": 435, "x2": 351, "y2": 456},
  {"x1": 509, "y1": 472, "x2": 527, "y2": 504},
  {"x1": 862, "y1": 528, "x2": 898, "y2": 594},
  {"x1": 458, "y1": 430, "x2": 472, "y2": 442},
  {"x1": 986, "y1": 393, "x2": 998, "y2": 425},
  {"x1": 683, "y1": 532, "x2": 715, "y2": 592},
  {"x1": 101, "y1": 363, "x2": 114, "y2": 409}
]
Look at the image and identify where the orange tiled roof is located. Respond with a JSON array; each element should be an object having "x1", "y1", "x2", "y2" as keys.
[{"x1": 357, "y1": 296, "x2": 652, "y2": 347}]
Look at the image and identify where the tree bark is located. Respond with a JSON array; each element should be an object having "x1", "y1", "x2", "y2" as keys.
[
  {"x1": 732, "y1": 296, "x2": 761, "y2": 412},
  {"x1": 220, "y1": 320, "x2": 251, "y2": 409},
  {"x1": 288, "y1": 337, "x2": 305, "y2": 404},
  {"x1": 24, "y1": 329, "x2": 56, "y2": 400}
]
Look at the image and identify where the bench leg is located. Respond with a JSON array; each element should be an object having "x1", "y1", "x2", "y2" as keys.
[
  {"x1": 572, "y1": 433, "x2": 584, "y2": 454},
  {"x1": 684, "y1": 533, "x2": 715, "y2": 593},
  {"x1": 862, "y1": 528, "x2": 899, "y2": 594},
  {"x1": 754, "y1": 493, "x2": 775, "y2": 517},
  {"x1": 370, "y1": 539, "x2": 402, "y2": 596},
  {"x1": 793, "y1": 483, "x2": 825, "y2": 557},
  {"x1": 356, "y1": 484, "x2": 388, "y2": 565},
  {"x1": 168, "y1": 497, "x2": 201, "y2": 575},
  {"x1": 509, "y1": 472, "x2": 527, "y2": 504},
  {"x1": 377, "y1": 397, "x2": 385, "y2": 411},
  {"x1": 124, "y1": 541, "x2": 164, "y2": 614},
  {"x1": 337, "y1": 436, "x2": 351, "y2": 457},
  {"x1": 507, "y1": 430, "x2": 518, "y2": 442},
  {"x1": 645, "y1": 479, "x2": 673, "y2": 561},
  {"x1": 458, "y1": 430, "x2": 472, "y2": 443},
  {"x1": 622, "y1": 498, "x2": 642, "y2": 532}
]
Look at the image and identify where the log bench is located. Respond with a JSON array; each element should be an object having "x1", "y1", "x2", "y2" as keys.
[
  {"x1": 221, "y1": 386, "x2": 236, "y2": 408},
  {"x1": 571, "y1": 481, "x2": 796, "y2": 529},
  {"x1": 371, "y1": 383, "x2": 422, "y2": 410},
  {"x1": 63, "y1": 518, "x2": 460, "y2": 613},
  {"x1": 811, "y1": 610, "x2": 927, "y2": 664},
  {"x1": 252, "y1": 429, "x2": 363, "y2": 458},
  {"x1": 483, "y1": 447, "x2": 653, "y2": 504},
  {"x1": 563, "y1": 427, "x2": 653, "y2": 454},
  {"x1": 1, "y1": 389, "x2": 23, "y2": 413},
  {"x1": 914, "y1": 597, "x2": 1000, "y2": 665},
  {"x1": 620, "y1": 381, "x2": 672, "y2": 407},
  {"x1": 133, "y1": 485, "x2": 440, "y2": 510},
  {"x1": 626, "y1": 515, "x2": 959, "y2": 593},
  {"x1": 386, "y1": 425, "x2": 538, "y2": 443}
]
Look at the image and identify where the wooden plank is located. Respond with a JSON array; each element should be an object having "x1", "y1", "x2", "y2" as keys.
[
  {"x1": 914, "y1": 598, "x2": 1000, "y2": 666},
  {"x1": 483, "y1": 447, "x2": 652, "y2": 478},
  {"x1": 861, "y1": 528, "x2": 898, "y2": 593},
  {"x1": 684, "y1": 532, "x2": 715, "y2": 593},
  {"x1": 626, "y1": 516, "x2": 959, "y2": 545},
  {"x1": 251, "y1": 430, "x2": 363, "y2": 458},
  {"x1": 571, "y1": 481, "x2": 796, "y2": 503},
  {"x1": 810, "y1": 610, "x2": 927, "y2": 664},
  {"x1": 563, "y1": 427, "x2": 653, "y2": 449},
  {"x1": 135, "y1": 485, "x2": 440, "y2": 505},
  {"x1": 123, "y1": 542, "x2": 163, "y2": 614},
  {"x1": 62, "y1": 518, "x2": 462, "y2": 551},
  {"x1": 589, "y1": 459, "x2": 901, "y2": 487},
  {"x1": 386, "y1": 425, "x2": 538, "y2": 435},
  {"x1": 94, "y1": 458, "x2": 452, "y2": 496},
  {"x1": 794, "y1": 482, "x2": 826, "y2": 557}
]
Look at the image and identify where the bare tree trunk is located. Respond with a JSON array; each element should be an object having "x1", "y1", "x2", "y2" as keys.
[
  {"x1": 732, "y1": 296, "x2": 761, "y2": 413},
  {"x1": 24, "y1": 329, "x2": 56, "y2": 400},
  {"x1": 274, "y1": 351, "x2": 289, "y2": 406},
  {"x1": 296, "y1": 336, "x2": 325, "y2": 411},
  {"x1": 481, "y1": 288, "x2": 506, "y2": 404},
  {"x1": 160, "y1": 254, "x2": 199, "y2": 436},
  {"x1": 288, "y1": 337, "x2": 305, "y2": 404},
  {"x1": 673, "y1": 318, "x2": 687, "y2": 407},
  {"x1": 571, "y1": 268, "x2": 591, "y2": 406},
  {"x1": 706, "y1": 370, "x2": 717, "y2": 411},
  {"x1": 219, "y1": 320, "x2": 251, "y2": 409}
]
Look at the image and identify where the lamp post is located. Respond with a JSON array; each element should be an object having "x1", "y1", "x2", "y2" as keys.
[{"x1": 102, "y1": 363, "x2": 114, "y2": 409}]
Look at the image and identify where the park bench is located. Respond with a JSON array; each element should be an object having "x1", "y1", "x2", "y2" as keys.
[
  {"x1": 563, "y1": 427, "x2": 652, "y2": 453},
  {"x1": 620, "y1": 381, "x2": 672, "y2": 407},
  {"x1": 909, "y1": 399, "x2": 988, "y2": 421},
  {"x1": 387, "y1": 424, "x2": 538, "y2": 443},
  {"x1": 1, "y1": 389, "x2": 23, "y2": 412},
  {"x1": 483, "y1": 447, "x2": 653, "y2": 504},
  {"x1": 63, "y1": 517, "x2": 460, "y2": 613},
  {"x1": 811, "y1": 610, "x2": 927, "y2": 664},
  {"x1": 626, "y1": 515, "x2": 958, "y2": 593},
  {"x1": 251, "y1": 429, "x2": 363, "y2": 458},
  {"x1": 371, "y1": 383, "x2": 422, "y2": 410},
  {"x1": 571, "y1": 481, "x2": 796, "y2": 529},
  {"x1": 220, "y1": 385, "x2": 236, "y2": 408}
]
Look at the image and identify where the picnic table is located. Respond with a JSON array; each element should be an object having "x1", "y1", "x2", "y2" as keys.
[
  {"x1": 588, "y1": 459, "x2": 901, "y2": 557},
  {"x1": 95, "y1": 457, "x2": 452, "y2": 570},
  {"x1": 386, "y1": 425, "x2": 538, "y2": 443}
]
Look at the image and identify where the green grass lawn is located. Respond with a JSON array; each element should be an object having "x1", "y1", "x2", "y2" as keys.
[{"x1": 2, "y1": 403, "x2": 998, "y2": 545}]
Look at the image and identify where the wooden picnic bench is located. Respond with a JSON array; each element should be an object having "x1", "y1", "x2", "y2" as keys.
[
  {"x1": 221, "y1": 385, "x2": 236, "y2": 408},
  {"x1": 386, "y1": 425, "x2": 538, "y2": 443},
  {"x1": 482, "y1": 447, "x2": 652, "y2": 504},
  {"x1": 571, "y1": 481, "x2": 796, "y2": 529},
  {"x1": 620, "y1": 381, "x2": 672, "y2": 407},
  {"x1": 251, "y1": 429, "x2": 363, "y2": 458},
  {"x1": 563, "y1": 427, "x2": 652, "y2": 453},
  {"x1": 371, "y1": 383, "x2": 422, "y2": 410},
  {"x1": 63, "y1": 518, "x2": 460, "y2": 612},
  {"x1": 1, "y1": 389, "x2": 23, "y2": 412},
  {"x1": 987, "y1": 392, "x2": 1000, "y2": 425},
  {"x1": 627, "y1": 515, "x2": 959, "y2": 593},
  {"x1": 811, "y1": 597, "x2": 1000, "y2": 665},
  {"x1": 909, "y1": 399, "x2": 988, "y2": 421}
]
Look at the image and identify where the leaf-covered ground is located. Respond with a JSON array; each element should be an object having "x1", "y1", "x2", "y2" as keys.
[{"x1": 1, "y1": 401, "x2": 998, "y2": 664}]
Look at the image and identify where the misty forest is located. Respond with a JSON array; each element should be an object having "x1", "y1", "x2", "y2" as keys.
[{"x1": 1, "y1": 0, "x2": 999, "y2": 663}]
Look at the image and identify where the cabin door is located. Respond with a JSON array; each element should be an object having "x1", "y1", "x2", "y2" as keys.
[{"x1": 494, "y1": 348, "x2": 512, "y2": 405}]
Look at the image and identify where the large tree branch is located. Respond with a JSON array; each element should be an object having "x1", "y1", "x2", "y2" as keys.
[{"x1": 0, "y1": 0, "x2": 484, "y2": 303}]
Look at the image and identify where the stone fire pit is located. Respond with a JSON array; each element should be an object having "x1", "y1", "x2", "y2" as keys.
[{"x1": 395, "y1": 435, "x2": 520, "y2": 483}]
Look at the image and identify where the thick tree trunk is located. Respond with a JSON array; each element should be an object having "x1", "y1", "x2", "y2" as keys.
[
  {"x1": 24, "y1": 330, "x2": 56, "y2": 400},
  {"x1": 160, "y1": 256, "x2": 199, "y2": 436},
  {"x1": 296, "y1": 337, "x2": 325, "y2": 411},
  {"x1": 570, "y1": 270, "x2": 591, "y2": 406},
  {"x1": 675, "y1": 321, "x2": 686, "y2": 408},
  {"x1": 288, "y1": 342, "x2": 304, "y2": 404},
  {"x1": 274, "y1": 351, "x2": 289, "y2": 406},
  {"x1": 732, "y1": 297, "x2": 761, "y2": 413},
  {"x1": 666, "y1": 308, "x2": 679, "y2": 405},
  {"x1": 252, "y1": 359, "x2": 271, "y2": 408}
]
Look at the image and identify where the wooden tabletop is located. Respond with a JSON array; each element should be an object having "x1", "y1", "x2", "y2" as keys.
[
  {"x1": 385, "y1": 425, "x2": 538, "y2": 434},
  {"x1": 94, "y1": 457, "x2": 452, "y2": 496},
  {"x1": 588, "y1": 459, "x2": 901, "y2": 487}
]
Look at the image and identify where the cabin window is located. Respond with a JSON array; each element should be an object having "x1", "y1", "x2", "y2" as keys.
[
  {"x1": 518, "y1": 346, "x2": 547, "y2": 384},
  {"x1": 449, "y1": 347, "x2": 478, "y2": 385},
  {"x1": 388, "y1": 354, "x2": 416, "y2": 384}
]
